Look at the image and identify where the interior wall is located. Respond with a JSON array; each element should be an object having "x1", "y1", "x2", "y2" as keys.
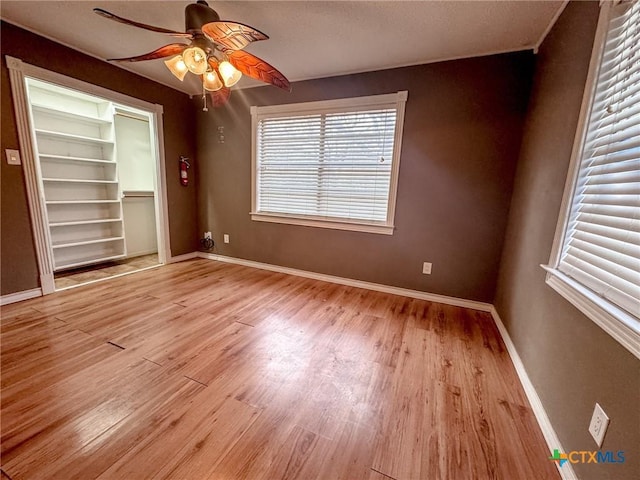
[
  {"x1": 196, "y1": 52, "x2": 534, "y2": 303},
  {"x1": 494, "y1": 2, "x2": 639, "y2": 479},
  {"x1": 0, "y1": 22, "x2": 198, "y2": 296}
]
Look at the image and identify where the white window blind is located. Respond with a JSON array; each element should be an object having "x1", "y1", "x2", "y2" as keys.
[
  {"x1": 251, "y1": 92, "x2": 407, "y2": 234},
  {"x1": 558, "y1": 0, "x2": 640, "y2": 318}
]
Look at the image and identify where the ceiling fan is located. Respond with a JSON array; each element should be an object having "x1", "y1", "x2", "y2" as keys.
[{"x1": 94, "y1": 0, "x2": 291, "y2": 109}]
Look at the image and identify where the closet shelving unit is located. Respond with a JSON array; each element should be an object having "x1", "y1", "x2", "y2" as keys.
[{"x1": 27, "y1": 79, "x2": 127, "y2": 271}]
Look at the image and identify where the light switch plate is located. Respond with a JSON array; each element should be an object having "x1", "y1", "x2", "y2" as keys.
[{"x1": 5, "y1": 149, "x2": 21, "y2": 165}]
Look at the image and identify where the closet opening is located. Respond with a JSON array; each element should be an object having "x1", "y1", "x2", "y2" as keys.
[{"x1": 7, "y1": 56, "x2": 170, "y2": 294}]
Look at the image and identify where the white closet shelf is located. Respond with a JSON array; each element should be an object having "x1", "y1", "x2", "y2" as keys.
[
  {"x1": 27, "y1": 78, "x2": 128, "y2": 273},
  {"x1": 35, "y1": 129, "x2": 114, "y2": 145},
  {"x1": 55, "y1": 253, "x2": 127, "y2": 270},
  {"x1": 122, "y1": 190, "x2": 155, "y2": 198},
  {"x1": 40, "y1": 154, "x2": 115, "y2": 165},
  {"x1": 42, "y1": 178, "x2": 118, "y2": 184},
  {"x1": 52, "y1": 236, "x2": 124, "y2": 249},
  {"x1": 46, "y1": 200, "x2": 121, "y2": 205},
  {"x1": 32, "y1": 103, "x2": 112, "y2": 125},
  {"x1": 50, "y1": 218, "x2": 122, "y2": 227}
]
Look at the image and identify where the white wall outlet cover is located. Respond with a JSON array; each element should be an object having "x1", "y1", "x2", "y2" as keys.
[
  {"x1": 223, "y1": 234, "x2": 230, "y2": 244},
  {"x1": 5, "y1": 149, "x2": 21, "y2": 165},
  {"x1": 588, "y1": 403, "x2": 610, "y2": 447},
  {"x1": 204, "y1": 232, "x2": 212, "y2": 239},
  {"x1": 422, "y1": 262, "x2": 432, "y2": 275}
]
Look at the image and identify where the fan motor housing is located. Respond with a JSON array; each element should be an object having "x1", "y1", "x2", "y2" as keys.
[{"x1": 186, "y1": 0, "x2": 220, "y2": 32}]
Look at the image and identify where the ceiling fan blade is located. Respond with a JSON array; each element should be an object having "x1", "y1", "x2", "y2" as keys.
[
  {"x1": 93, "y1": 8, "x2": 192, "y2": 38},
  {"x1": 209, "y1": 87, "x2": 231, "y2": 108},
  {"x1": 201, "y1": 21, "x2": 268, "y2": 51},
  {"x1": 107, "y1": 43, "x2": 188, "y2": 62},
  {"x1": 229, "y1": 51, "x2": 291, "y2": 91}
]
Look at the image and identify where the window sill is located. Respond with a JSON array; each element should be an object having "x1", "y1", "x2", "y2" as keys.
[
  {"x1": 250, "y1": 212, "x2": 394, "y2": 235},
  {"x1": 541, "y1": 265, "x2": 640, "y2": 359}
]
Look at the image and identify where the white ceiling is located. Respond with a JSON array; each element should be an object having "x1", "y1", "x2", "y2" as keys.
[{"x1": 1, "y1": 1, "x2": 565, "y2": 95}]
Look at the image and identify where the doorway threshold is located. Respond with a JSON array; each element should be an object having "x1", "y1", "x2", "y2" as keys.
[{"x1": 54, "y1": 254, "x2": 161, "y2": 291}]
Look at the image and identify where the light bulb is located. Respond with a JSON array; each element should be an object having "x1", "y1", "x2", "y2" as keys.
[
  {"x1": 218, "y1": 61, "x2": 242, "y2": 87},
  {"x1": 164, "y1": 55, "x2": 188, "y2": 81},
  {"x1": 203, "y1": 70, "x2": 222, "y2": 91},
  {"x1": 183, "y1": 46, "x2": 208, "y2": 75}
]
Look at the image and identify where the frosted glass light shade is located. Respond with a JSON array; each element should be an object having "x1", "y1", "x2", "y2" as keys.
[
  {"x1": 164, "y1": 55, "x2": 188, "y2": 81},
  {"x1": 218, "y1": 61, "x2": 242, "y2": 87},
  {"x1": 203, "y1": 70, "x2": 223, "y2": 91},
  {"x1": 183, "y1": 46, "x2": 208, "y2": 74}
]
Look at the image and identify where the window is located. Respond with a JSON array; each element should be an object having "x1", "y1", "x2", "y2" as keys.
[
  {"x1": 544, "y1": 0, "x2": 639, "y2": 357},
  {"x1": 250, "y1": 92, "x2": 408, "y2": 235}
]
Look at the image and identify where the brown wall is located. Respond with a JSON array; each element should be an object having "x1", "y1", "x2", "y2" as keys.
[
  {"x1": 494, "y1": 3, "x2": 639, "y2": 479},
  {"x1": 196, "y1": 52, "x2": 534, "y2": 303},
  {"x1": 1, "y1": 22, "x2": 199, "y2": 295}
]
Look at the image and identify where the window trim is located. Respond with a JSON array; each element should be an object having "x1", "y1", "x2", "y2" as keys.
[
  {"x1": 250, "y1": 91, "x2": 408, "y2": 235},
  {"x1": 542, "y1": 1, "x2": 640, "y2": 359}
]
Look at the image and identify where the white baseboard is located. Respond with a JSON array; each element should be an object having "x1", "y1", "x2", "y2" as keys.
[
  {"x1": 198, "y1": 252, "x2": 493, "y2": 312},
  {"x1": 167, "y1": 252, "x2": 199, "y2": 263},
  {"x1": 1, "y1": 288, "x2": 42, "y2": 306},
  {"x1": 490, "y1": 306, "x2": 576, "y2": 480}
]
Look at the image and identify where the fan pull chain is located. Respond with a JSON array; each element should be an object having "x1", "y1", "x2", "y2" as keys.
[{"x1": 202, "y1": 85, "x2": 208, "y2": 112}]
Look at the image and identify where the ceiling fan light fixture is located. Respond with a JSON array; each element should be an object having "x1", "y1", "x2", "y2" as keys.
[
  {"x1": 203, "y1": 70, "x2": 223, "y2": 91},
  {"x1": 183, "y1": 46, "x2": 208, "y2": 74},
  {"x1": 94, "y1": 2, "x2": 290, "y2": 108},
  {"x1": 164, "y1": 55, "x2": 188, "y2": 81},
  {"x1": 218, "y1": 60, "x2": 242, "y2": 87}
]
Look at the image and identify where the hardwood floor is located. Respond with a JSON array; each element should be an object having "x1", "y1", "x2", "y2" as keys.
[{"x1": 1, "y1": 259, "x2": 560, "y2": 480}]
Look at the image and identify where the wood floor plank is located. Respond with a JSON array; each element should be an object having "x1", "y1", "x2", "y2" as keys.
[
  {"x1": 312, "y1": 421, "x2": 377, "y2": 480},
  {"x1": 1, "y1": 342, "x2": 120, "y2": 405},
  {"x1": 94, "y1": 391, "x2": 258, "y2": 479},
  {"x1": 177, "y1": 321, "x2": 257, "y2": 384},
  {"x1": 371, "y1": 326, "x2": 433, "y2": 479},
  {"x1": 1, "y1": 355, "x2": 161, "y2": 462},
  {"x1": 150, "y1": 397, "x2": 261, "y2": 479},
  {"x1": 253, "y1": 425, "x2": 324, "y2": 480},
  {"x1": 102, "y1": 303, "x2": 188, "y2": 348},
  {"x1": 0, "y1": 259, "x2": 559, "y2": 480},
  {"x1": 124, "y1": 308, "x2": 238, "y2": 367},
  {"x1": 209, "y1": 405, "x2": 306, "y2": 480},
  {"x1": 1, "y1": 301, "x2": 48, "y2": 319},
  {"x1": 2, "y1": 366, "x2": 202, "y2": 480},
  {"x1": 40, "y1": 378, "x2": 205, "y2": 480},
  {"x1": 1, "y1": 320, "x2": 75, "y2": 375},
  {"x1": 369, "y1": 468, "x2": 396, "y2": 480},
  {"x1": 0, "y1": 308, "x2": 53, "y2": 333}
]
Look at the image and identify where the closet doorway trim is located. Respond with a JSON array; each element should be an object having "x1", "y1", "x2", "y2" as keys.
[{"x1": 6, "y1": 55, "x2": 170, "y2": 294}]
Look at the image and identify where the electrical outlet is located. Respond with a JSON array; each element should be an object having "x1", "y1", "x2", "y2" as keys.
[
  {"x1": 422, "y1": 262, "x2": 432, "y2": 275},
  {"x1": 223, "y1": 234, "x2": 230, "y2": 244},
  {"x1": 204, "y1": 232, "x2": 212, "y2": 240},
  {"x1": 588, "y1": 403, "x2": 609, "y2": 447}
]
